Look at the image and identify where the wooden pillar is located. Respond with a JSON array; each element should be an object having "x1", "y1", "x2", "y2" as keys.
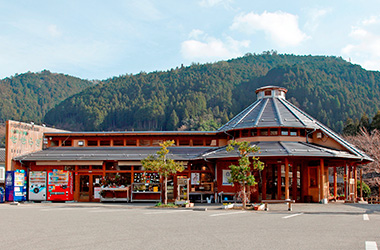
[
  {"x1": 285, "y1": 158, "x2": 289, "y2": 200},
  {"x1": 348, "y1": 165, "x2": 352, "y2": 201},
  {"x1": 292, "y1": 164, "x2": 297, "y2": 201},
  {"x1": 344, "y1": 165, "x2": 347, "y2": 199},
  {"x1": 262, "y1": 167, "x2": 267, "y2": 200},
  {"x1": 319, "y1": 159, "x2": 325, "y2": 201},
  {"x1": 277, "y1": 165, "x2": 282, "y2": 200},
  {"x1": 360, "y1": 168, "x2": 363, "y2": 198},
  {"x1": 354, "y1": 165, "x2": 357, "y2": 201},
  {"x1": 334, "y1": 167, "x2": 337, "y2": 198}
]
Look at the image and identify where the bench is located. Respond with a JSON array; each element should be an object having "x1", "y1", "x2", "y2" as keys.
[{"x1": 261, "y1": 199, "x2": 295, "y2": 211}]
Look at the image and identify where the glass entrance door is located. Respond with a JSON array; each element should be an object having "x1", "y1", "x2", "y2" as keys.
[{"x1": 79, "y1": 175, "x2": 90, "y2": 202}]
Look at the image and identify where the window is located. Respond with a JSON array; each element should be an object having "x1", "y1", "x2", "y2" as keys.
[
  {"x1": 290, "y1": 129, "x2": 298, "y2": 136},
  {"x1": 88, "y1": 140, "x2": 98, "y2": 146},
  {"x1": 193, "y1": 139, "x2": 204, "y2": 146},
  {"x1": 260, "y1": 129, "x2": 268, "y2": 136},
  {"x1": 113, "y1": 140, "x2": 124, "y2": 146},
  {"x1": 270, "y1": 129, "x2": 278, "y2": 136},
  {"x1": 251, "y1": 129, "x2": 257, "y2": 136},
  {"x1": 281, "y1": 129, "x2": 289, "y2": 136},
  {"x1": 205, "y1": 139, "x2": 214, "y2": 146},
  {"x1": 264, "y1": 90, "x2": 272, "y2": 96},
  {"x1": 179, "y1": 140, "x2": 190, "y2": 146},
  {"x1": 92, "y1": 165, "x2": 103, "y2": 170},
  {"x1": 50, "y1": 140, "x2": 59, "y2": 146},
  {"x1": 78, "y1": 165, "x2": 89, "y2": 170},
  {"x1": 300, "y1": 129, "x2": 306, "y2": 137},
  {"x1": 106, "y1": 162, "x2": 118, "y2": 170},
  {"x1": 242, "y1": 130, "x2": 249, "y2": 137},
  {"x1": 118, "y1": 166, "x2": 132, "y2": 171},
  {"x1": 62, "y1": 140, "x2": 72, "y2": 146},
  {"x1": 100, "y1": 140, "x2": 110, "y2": 146},
  {"x1": 139, "y1": 139, "x2": 150, "y2": 146},
  {"x1": 126, "y1": 139, "x2": 137, "y2": 146},
  {"x1": 152, "y1": 140, "x2": 163, "y2": 146}
]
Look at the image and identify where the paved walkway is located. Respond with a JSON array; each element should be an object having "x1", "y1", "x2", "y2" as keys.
[{"x1": 3, "y1": 200, "x2": 380, "y2": 214}]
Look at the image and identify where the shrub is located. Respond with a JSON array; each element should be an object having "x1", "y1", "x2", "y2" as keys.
[{"x1": 357, "y1": 180, "x2": 371, "y2": 198}]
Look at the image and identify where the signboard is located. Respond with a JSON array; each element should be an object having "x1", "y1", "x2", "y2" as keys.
[
  {"x1": 191, "y1": 173, "x2": 200, "y2": 185},
  {"x1": 5, "y1": 120, "x2": 66, "y2": 171},
  {"x1": 94, "y1": 187, "x2": 101, "y2": 199},
  {"x1": 222, "y1": 169, "x2": 232, "y2": 185}
]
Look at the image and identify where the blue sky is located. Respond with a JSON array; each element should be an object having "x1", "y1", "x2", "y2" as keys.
[{"x1": 1, "y1": 0, "x2": 380, "y2": 80}]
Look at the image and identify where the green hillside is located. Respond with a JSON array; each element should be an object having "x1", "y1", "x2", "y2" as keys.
[
  {"x1": 43, "y1": 52, "x2": 380, "y2": 133},
  {"x1": 0, "y1": 70, "x2": 94, "y2": 123}
]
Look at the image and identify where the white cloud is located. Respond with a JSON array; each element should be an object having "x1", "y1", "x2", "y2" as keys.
[
  {"x1": 304, "y1": 8, "x2": 331, "y2": 32},
  {"x1": 181, "y1": 30, "x2": 249, "y2": 61},
  {"x1": 361, "y1": 16, "x2": 379, "y2": 26},
  {"x1": 199, "y1": 0, "x2": 232, "y2": 8},
  {"x1": 342, "y1": 18, "x2": 380, "y2": 71},
  {"x1": 230, "y1": 11, "x2": 309, "y2": 47},
  {"x1": 47, "y1": 24, "x2": 61, "y2": 38}
]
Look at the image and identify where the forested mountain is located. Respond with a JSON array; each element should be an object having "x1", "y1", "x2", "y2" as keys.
[
  {"x1": 0, "y1": 70, "x2": 94, "y2": 123},
  {"x1": 43, "y1": 53, "x2": 380, "y2": 133}
]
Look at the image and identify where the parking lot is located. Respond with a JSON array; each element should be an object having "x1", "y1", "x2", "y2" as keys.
[{"x1": 0, "y1": 202, "x2": 379, "y2": 250}]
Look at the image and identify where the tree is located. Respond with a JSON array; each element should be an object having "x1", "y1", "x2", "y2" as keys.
[
  {"x1": 344, "y1": 128, "x2": 380, "y2": 195},
  {"x1": 167, "y1": 110, "x2": 179, "y2": 130},
  {"x1": 141, "y1": 140, "x2": 184, "y2": 205},
  {"x1": 370, "y1": 110, "x2": 380, "y2": 131},
  {"x1": 226, "y1": 140, "x2": 264, "y2": 209},
  {"x1": 343, "y1": 118, "x2": 358, "y2": 136}
]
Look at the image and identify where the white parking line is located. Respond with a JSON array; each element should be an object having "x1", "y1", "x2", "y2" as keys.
[
  {"x1": 365, "y1": 241, "x2": 378, "y2": 250},
  {"x1": 144, "y1": 210, "x2": 192, "y2": 215},
  {"x1": 89, "y1": 209, "x2": 127, "y2": 213},
  {"x1": 210, "y1": 211, "x2": 247, "y2": 217},
  {"x1": 282, "y1": 213, "x2": 303, "y2": 219},
  {"x1": 40, "y1": 207, "x2": 100, "y2": 211},
  {"x1": 363, "y1": 214, "x2": 370, "y2": 221}
]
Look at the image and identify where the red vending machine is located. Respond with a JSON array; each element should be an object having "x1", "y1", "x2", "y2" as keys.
[{"x1": 47, "y1": 170, "x2": 73, "y2": 201}]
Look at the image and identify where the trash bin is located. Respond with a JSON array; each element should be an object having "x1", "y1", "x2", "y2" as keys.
[{"x1": 0, "y1": 187, "x2": 5, "y2": 203}]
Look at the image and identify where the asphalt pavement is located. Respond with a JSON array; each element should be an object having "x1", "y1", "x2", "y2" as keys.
[{"x1": 0, "y1": 201, "x2": 379, "y2": 250}]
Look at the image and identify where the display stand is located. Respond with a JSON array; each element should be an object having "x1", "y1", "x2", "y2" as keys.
[
  {"x1": 100, "y1": 187, "x2": 129, "y2": 202},
  {"x1": 131, "y1": 183, "x2": 161, "y2": 202},
  {"x1": 176, "y1": 178, "x2": 190, "y2": 205},
  {"x1": 189, "y1": 182, "x2": 215, "y2": 203}
]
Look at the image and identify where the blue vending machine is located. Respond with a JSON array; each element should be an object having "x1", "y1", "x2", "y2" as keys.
[{"x1": 5, "y1": 170, "x2": 27, "y2": 202}]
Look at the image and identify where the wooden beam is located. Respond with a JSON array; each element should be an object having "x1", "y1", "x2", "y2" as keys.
[
  {"x1": 319, "y1": 159, "x2": 325, "y2": 201},
  {"x1": 285, "y1": 158, "x2": 289, "y2": 200},
  {"x1": 262, "y1": 167, "x2": 267, "y2": 200},
  {"x1": 334, "y1": 167, "x2": 337, "y2": 199},
  {"x1": 292, "y1": 164, "x2": 297, "y2": 201},
  {"x1": 344, "y1": 165, "x2": 347, "y2": 199},
  {"x1": 277, "y1": 165, "x2": 282, "y2": 200},
  {"x1": 354, "y1": 165, "x2": 357, "y2": 201},
  {"x1": 360, "y1": 168, "x2": 363, "y2": 198}
]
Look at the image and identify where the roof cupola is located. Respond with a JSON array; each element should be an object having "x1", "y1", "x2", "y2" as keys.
[{"x1": 255, "y1": 86, "x2": 288, "y2": 100}]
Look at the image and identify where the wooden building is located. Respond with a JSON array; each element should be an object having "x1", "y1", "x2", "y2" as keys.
[{"x1": 12, "y1": 86, "x2": 372, "y2": 203}]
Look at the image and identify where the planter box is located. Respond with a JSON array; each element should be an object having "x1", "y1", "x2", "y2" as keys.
[{"x1": 222, "y1": 204, "x2": 234, "y2": 209}]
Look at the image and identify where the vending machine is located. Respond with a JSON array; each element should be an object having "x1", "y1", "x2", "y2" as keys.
[
  {"x1": 47, "y1": 170, "x2": 73, "y2": 201},
  {"x1": 5, "y1": 170, "x2": 27, "y2": 202},
  {"x1": 29, "y1": 171, "x2": 47, "y2": 201}
]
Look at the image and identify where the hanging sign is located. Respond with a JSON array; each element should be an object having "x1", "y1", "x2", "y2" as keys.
[
  {"x1": 222, "y1": 169, "x2": 232, "y2": 185},
  {"x1": 191, "y1": 173, "x2": 200, "y2": 185}
]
